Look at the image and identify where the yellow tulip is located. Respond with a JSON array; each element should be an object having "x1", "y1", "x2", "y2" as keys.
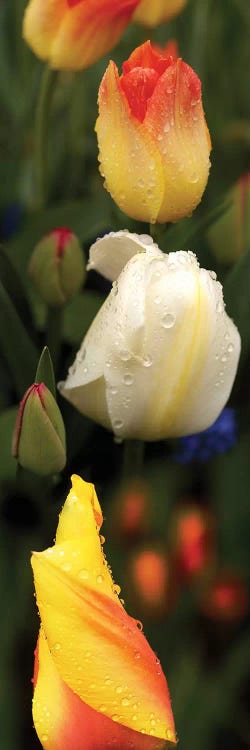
[
  {"x1": 133, "y1": 0, "x2": 188, "y2": 27},
  {"x1": 96, "y1": 41, "x2": 211, "y2": 223},
  {"x1": 32, "y1": 475, "x2": 176, "y2": 749},
  {"x1": 23, "y1": 0, "x2": 142, "y2": 71},
  {"x1": 60, "y1": 231, "x2": 241, "y2": 441}
]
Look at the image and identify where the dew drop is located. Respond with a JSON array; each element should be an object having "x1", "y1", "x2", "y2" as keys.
[
  {"x1": 41, "y1": 735, "x2": 48, "y2": 743},
  {"x1": 97, "y1": 574, "x2": 104, "y2": 584},
  {"x1": 79, "y1": 569, "x2": 89, "y2": 580},
  {"x1": 164, "y1": 122, "x2": 170, "y2": 133},
  {"x1": 99, "y1": 705, "x2": 106, "y2": 713},
  {"x1": 136, "y1": 620, "x2": 143, "y2": 631},
  {"x1": 142, "y1": 354, "x2": 153, "y2": 367},
  {"x1": 132, "y1": 715, "x2": 137, "y2": 722},
  {"x1": 112, "y1": 714, "x2": 120, "y2": 722},
  {"x1": 123, "y1": 373, "x2": 133, "y2": 385},
  {"x1": 119, "y1": 350, "x2": 131, "y2": 362},
  {"x1": 121, "y1": 697, "x2": 130, "y2": 707},
  {"x1": 53, "y1": 642, "x2": 61, "y2": 651},
  {"x1": 227, "y1": 343, "x2": 234, "y2": 353},
  {"x1": 134, "y1": 651, "x2": 141, "y2": 659},
  {"x1": 113, "y1": 419, "x2": 124, "y2": 431},
  {"x1": 161, "y1": 312, "x2": 176, "y2": 329},
  {"x1": 189, "y1": 172, "x2": 198, "y2": 184},
  {"x1": 61, "y1": 562, "x2": 71, "y2": 572}
]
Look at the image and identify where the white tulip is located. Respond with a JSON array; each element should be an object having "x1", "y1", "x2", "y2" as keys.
[{"x1": 59, "y1": 231, "x2": 241, "y2": 441}]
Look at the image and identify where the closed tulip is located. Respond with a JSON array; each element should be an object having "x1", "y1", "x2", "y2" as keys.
[
  {"x1": 96, "y1": 41, "x2": 211, "y2": 223},
  {"x1": 23, "y1": 0, "x2": 141, "y2": 71},
  {"x1": 59, "y1": 231, "x2": 241, "y2": 441},
  {"x1": 32, "y1": 475, "x2": 176, "y2": 749},
  {"x1": 133, "y1": 0, "x2": 188, "y2": 27}
]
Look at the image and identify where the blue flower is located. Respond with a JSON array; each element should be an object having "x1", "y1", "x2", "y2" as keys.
[{"x1": 174, "y1": 408, "x2": 237, "y2": 463}]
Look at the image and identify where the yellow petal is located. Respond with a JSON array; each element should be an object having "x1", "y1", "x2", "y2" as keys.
[
  {"x1": 33, "y1": 629, "x2": 167, "y2": 750},
  {"x1": 96, "y1": 61, "x2": 164, "y2": 223},
  {"x1": 144, "y1": 60, "x2": 211, "y2": 223},
  {"x1": 32, "y1": 476, "x2": 175, "y2": 742},
  {"x1": 23, "y1": 0, "x2": 65, "y2": 61},
  {"x1": 133, "y1": 0, "x2": 188, "y2": 27}
]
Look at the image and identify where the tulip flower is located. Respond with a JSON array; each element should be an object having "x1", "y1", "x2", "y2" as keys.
[
  {"x1": 59, "y1": 231, "x2": 241, "y2": 441},
  {"x1": 133, "y1": 0, "x2": 188, "y2": 27},
  {"x1": 170, "y1": 505, "x2": 214, "y2": 581},
  {"x1": 129, "y1": 547, "x2": 173, "y2": 617},
  {"x1": 23, "y1": 0, "x2": 141, "y2": 71},
  {"x1": 13, "y1": 383, "x2": 66, "y2": 475},
  {"x1": 32, "y1": 475, "x2": 176, "y2": 750},
  {"x1": 29, "y1": 227, "x2": 86, "y2": 307},
  {"x1": 96, "y1": 41, "x2": 211, "y2": 223},
  {"x1": 200, "y1": 572, "x2": 248, "y2": 622}
]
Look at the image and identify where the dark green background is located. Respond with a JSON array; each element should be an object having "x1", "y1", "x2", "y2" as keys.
[{"x1": 0, "y1": 0, "x2": 249, "y2": 749}]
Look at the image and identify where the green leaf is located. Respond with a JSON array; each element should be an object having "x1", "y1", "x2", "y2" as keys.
[
  {"x1": 0, "y1": 244, "x2": 32, "y2": 328},
  {"x1": 0, "y1": 406, "x2": 18, "y2": 480},
  {"x1": 0, "y1": 281, "x2": 37, "y2": 397},
  {"x1": 35, "y1": 346, "x2": 56, "y2": 397}
]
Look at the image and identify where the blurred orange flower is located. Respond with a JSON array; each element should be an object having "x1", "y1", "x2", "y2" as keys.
[
  {"x1": 200, "y1": 572, "x2": 248, "y2": 622},
  {"x1": 170, "y1": 504, "x2": 214, "y2": 582},
  {"x1": 23, "y1": 0, "x2": 141, "y2": 71},
  {"x1": 133, "y1": 0, "x2": 188, "y2": 27},
  {"x1": 32, "y1": 475, "x2": 176, "y2": 750},
  {"x1": 96, "y1": 41, "x2": 211, "y2": 223},
  {"x1": 129, "y1": 547, "x2": 174, "y2": 617}
]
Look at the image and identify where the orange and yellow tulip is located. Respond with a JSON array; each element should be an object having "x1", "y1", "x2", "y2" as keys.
[
  {"x1": 133, "y1": 0, "x2": 188, "y2": 26},
  {"x1": 23, "y1": 0, "x2": 141, "y2": 71},
  {"x1": 96, "y1": 41, "x2": 211, "y2": 223},
  {"x1": 32, "y1": 475, "x2": 176, "y2": 750}
]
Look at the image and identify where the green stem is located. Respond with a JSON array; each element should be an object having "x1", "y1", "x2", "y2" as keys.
[
  {"x1": 46, "y1": 307, "x2": 62, "y2": 375},
  {"x1": 122, "y1": 440, "x2": 144, "y2": 481},
  {"x1": 35, "y1": 65, "x2": 58, "y2": 208}
]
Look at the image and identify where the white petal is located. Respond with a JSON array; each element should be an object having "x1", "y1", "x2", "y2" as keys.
[{"x1": 87, "y1": 230, "x2": 161, "y2": 281}]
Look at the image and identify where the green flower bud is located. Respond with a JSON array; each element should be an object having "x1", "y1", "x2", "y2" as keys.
[
  {"x1": 207, "y1": 173, "x2": 250, "y2": 264},
  {"x1": 29, "y1": 228, "x2": 86, "y2": 307},
  {"x1": 13, "y1": 383, "x2": 66, "y2": 476}
]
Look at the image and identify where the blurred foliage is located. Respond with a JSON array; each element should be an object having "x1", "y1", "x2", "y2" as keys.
[{"x1": 0, "y1": 1, "x2": 250, "y2": 750}]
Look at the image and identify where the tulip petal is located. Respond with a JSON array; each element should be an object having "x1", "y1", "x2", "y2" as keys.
[
  {"x1": 133, "y1": 0, "x2": 187, "y2": 27},
  {"x1": 94, "y1": 249, "x2": 240, "y2": 440},
  {"x1": 96, "y1": 61, "x2": 165, "y2": 223},
  {"x1": 144, "y1": 60, "x2": 211, "y2": 222},
  {"x1": 87, "y1": 230, "x2": 162, "y2": 282},
  {"x1": 32, "y1": 477, "x2": 175, "y2": 743},
  {"x1": 51, "y1": 0, "x2": 141, "y2": 70},
  {"x1": 23, "y1": 0, "x2": 66, "y2": 61},
  {"x1": 34, "y1": 629, "x2": 167, "y2": 750}
]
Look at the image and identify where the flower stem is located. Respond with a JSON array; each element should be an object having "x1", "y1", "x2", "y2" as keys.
[
  {"x1": 122, "y1": 440, "x2": 144, "y2": 480},
  {"x1": 46, "y1": 307, "x2": 62, "y2": 375},
  {"x1": 35, "y1": 65, "x2": 58, "y2": 208}
]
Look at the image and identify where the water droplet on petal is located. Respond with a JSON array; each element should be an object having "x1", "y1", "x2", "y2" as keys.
[
  {"x1": 142, "y1": 354, "x2": 153, "y2": 367},
  {"x1": 121, "y1": 697, "x2": 130, "y2": 707},
  {"x1": 79, "y1": 569, "x2": 89, "y2": 580},
  {"x1": 113, "y1": 419, "x2": 124, "y2": 431},
  {"x1": 97, "y1": 574, "x2": 104, "y2": 584},
  {"x1": 119, "y1": 350, "x2": 131, "y2": 362},
  {"x1": 161, "y1": 312, "x2": 176, "y2": 329},
  {"x1": 123, "y1": 373, "x2": 134, "y2": 385}
]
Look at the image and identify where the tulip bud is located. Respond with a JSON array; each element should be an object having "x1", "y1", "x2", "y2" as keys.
[
  {"x1": 207, "y1": 173, "x2": 250, "y2": 264},
  {"x1": 13, "y1": 383, "x2": 66, "y2": 475},
  {"x1": 133, "y1": 0, "x2": 188, "y2": 27},
  {"x1": 129, "y1": 547, "x2": 174, "y2": 617},
  {"x1": 200, "y1": 573, "x2": 248, "y2": 622},
  {"x1": 60, "y1": 231, "x2": 241, "y2": 441},
  {"x1": 29, "y1": 228, "x2": 86, "y2": 307},
  {"x1": 96, "y1": 41, "x2": 211, "y2": 224},
  {"x1": 112, "y1": 481, "x2": 151, "y2": 542},
  {"x1": 170, "y1": 504, "x2": 214, "y2": 582}
]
